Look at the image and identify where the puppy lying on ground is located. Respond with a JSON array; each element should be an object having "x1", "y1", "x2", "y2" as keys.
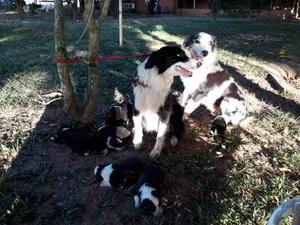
[
  {"x1": 180, "y1": 32, "x2": 247, "y2": 140},
  {"x1": 52, "y1": 100, "x2": 133, "y2": 155},
  {"x1": 52, "y1": 124, "x2": 131, "y2": 155},
  {"x1": 94, "y1": 157, "x2": 144, "y2": 189},
  {"x1": 133, "y1": 166, "x2": 164, "y2": 216}
]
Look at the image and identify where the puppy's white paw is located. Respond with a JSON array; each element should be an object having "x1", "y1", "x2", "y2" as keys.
[
  {"x1": 170, "y1": 136, "x2": 178, "y2": 146},
  {"x1": 134, "y1": 195, "x2": 140, "y2": 208},
  {"x1": 149, "y1": 148, "x2": 161, "y2": 158},
  {"x1": 134, "y1": 143, "x2": 142, "y2": 149},
  {"x1": 133, "y1": 136, "x2": 142, "y2": 149}
]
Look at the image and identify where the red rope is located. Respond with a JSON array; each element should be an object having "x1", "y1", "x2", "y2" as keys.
[{"x1": 56, "y1": 53, "x2": 150, "y2": 64}]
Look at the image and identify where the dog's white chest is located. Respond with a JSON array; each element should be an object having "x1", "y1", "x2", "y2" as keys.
[
  {"x1": 181, "y1": 67, "x2": 209, "y2": 93},
  {"x1": 134, "y1": 87, "x2": 168, "y2": 113}
]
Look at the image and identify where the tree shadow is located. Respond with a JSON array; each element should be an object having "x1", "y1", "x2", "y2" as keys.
[{"x1": 223, "y1": 64, "x2": 300, "y2": 117}]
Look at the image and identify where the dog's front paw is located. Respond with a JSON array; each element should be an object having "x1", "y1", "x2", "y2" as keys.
[
  {"x1": 133, "y1": 138, "x2": 142, "y2": 149},
  {"x1": 134, "y1": 142, "x2": 142, "y2": 149},
  {"x1": 132, "y1": 136, "x2": 143, "y2": 149},
  {"x1": 149, "y1": 148, "x2": 161, "y2": 158}
]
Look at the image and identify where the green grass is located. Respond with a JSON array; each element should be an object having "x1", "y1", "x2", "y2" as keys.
[{"x1": 0, "y1": 15, "x2": 299, "y2": 225}]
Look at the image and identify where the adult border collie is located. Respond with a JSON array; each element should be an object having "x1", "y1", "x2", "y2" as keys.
[
  {"x1": 180, "y1": 32, "x2": 246, "y2": 129},
  {"x1": 132, "y1": 46, "x2": 197, "y2": 157}
]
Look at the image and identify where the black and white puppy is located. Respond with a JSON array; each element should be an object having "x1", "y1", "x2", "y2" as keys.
[
  {"x1": 105, "y1": 101, "x2": 133, "y2": 127},
  {"x1": 210, "y1": 116, "x2": 227, "y2": 142},
  {"x1": 53, "y1": 124, "x2": 131, "y2": 155},
  {"x1": 94, "y1": 157, "x2": 144, "y2": 189},
  {"x1": 181, "y1": 32, "x2": 246, "y2": 127},
  {"x1": 133, "y1": 166, "x2": 164, "y2": 216},
  {"x1": 132, "y1": 46, "x2": 197, "y2": 157}
]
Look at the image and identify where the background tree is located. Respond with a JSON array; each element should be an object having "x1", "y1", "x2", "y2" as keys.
[
  {"x1": 210, "y1": 0, "x2": 221, "y2": 21},
  {"x1": 291, "y1": 0, "x2": 300, "y2": 18},
  {"x1": 54, "y1": 0, "x2": 112, "y2": 124}
]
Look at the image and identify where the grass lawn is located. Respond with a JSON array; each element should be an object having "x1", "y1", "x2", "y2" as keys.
[{"x1": 0, "y1": 15, "x2": 300, "y2": 225}]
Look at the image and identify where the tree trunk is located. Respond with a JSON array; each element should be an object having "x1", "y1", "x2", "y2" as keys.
[
  {"x1": 296, "y1": 0, "x2": 300, "y2": 18},
  {"x1": 108, "y1": 0, "x2": 118, "y2": 17},
  {"x1": 211, "y1": 0, "x2": 218, "y2": 21},
  {"x1": 72, "y1": 0, "x2": 78, "y2": 21},
  {"x1": 16, "y1": 0, "x2": 24, "y2": 15},
  {"x1": 79, "y1": 0, "x2": 85, "y2": 16},
  {"x1": 269, "y1": 0, "x2": 274, "y2": 11},
  {"x1": 81, "y1": 0, "x2": 113, "y2": 124},
  {"x1": 54, "y1": 0, "x2": 80, "y2": 118},
  {"x1": 98, "y1": 0, "x2": 113, "y2": 35},
  {"x1": 291, "y1": 0, "x2": 297, "y2": 14},
  {"x1": 81, "y1": 0, "x2": 101, "y2": 124}
]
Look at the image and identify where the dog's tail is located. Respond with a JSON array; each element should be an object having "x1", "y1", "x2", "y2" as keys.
[{"x1": 169, "y1": 102, "x2": 185, "y2": 146}]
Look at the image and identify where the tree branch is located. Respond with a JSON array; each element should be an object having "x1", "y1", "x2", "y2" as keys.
[
  {"x1": 82, "y1": 0, "x2": 101, "y2": 124},
  {"x1": 54, "y1": 0, "x2": 79, "y2": 117}
]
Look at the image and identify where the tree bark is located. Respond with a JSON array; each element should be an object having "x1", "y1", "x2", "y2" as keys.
[
  {"x1": 98, "y1": 0, "x2": 113, "y2": 28},
  {"x1": 81, "y1": 0, "x2": 101, "y2": 124},
  {"x1": 16, "y1": 0, "x2": 24, "y2": 15},
  {"x1": 81, "y1": 0, "x2": 113, "y2": 124},
  {"x1": 296, "y1": 0, "x2": 300, "y2": 18},
  {"x1": 291, "y1": 0, "x2": 297, "y2": 14},
  {"x1": 79, "y1": 0, "x2": 85, "y2": 16},
  {"x1": 72, "y1": 0, "x2": 78, "y2": 21},
  {"x1": 54, "y1": 0, "x2": 80, "y2": 117}
]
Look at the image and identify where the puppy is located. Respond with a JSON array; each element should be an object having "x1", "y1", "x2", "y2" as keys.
[
  {"x1": 105, "y1": 101, "x2": 133, "y2": 127},
  {"x1": 210, "y1": 116, "x2": 227, "y2": 142},
  {"x1": 94, "y1": 157, "x2": 144, "y2": 189},
  {"x1": 53, "y1": 124, "x2": 131, "y2": 155},
  {"x1": 132, "y1": 46, "x2": 198, "y2": 157},
  {"x1": 133, "y1": 166, "x2": 164, "y2": 216},
  {"x1": 96, "y1": 124, "x2": 132, "y2": 152},
  {"x1": 181, "y1": 32, "x2": 246, "y2": 127}
]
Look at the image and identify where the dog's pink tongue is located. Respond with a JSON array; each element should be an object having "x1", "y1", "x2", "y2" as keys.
[{"x1": 176, "y1": 66, "x2": 192, "y2": 77}]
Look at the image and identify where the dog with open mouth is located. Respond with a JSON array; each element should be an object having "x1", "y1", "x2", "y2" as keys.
[
  {"x1": 180, "y1": 32, "x2": 247, "y2": 140},
  {"x1": 132, "y1": 46, "x2": 198, "y2": 157}
]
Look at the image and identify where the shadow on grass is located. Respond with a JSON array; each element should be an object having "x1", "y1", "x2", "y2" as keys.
[
  {"x1": 224, "y1": 64, "x2": 300, "y2": 117},
  {"x1": 0, "y1": 101, "x2": 242, "y2": 225}
]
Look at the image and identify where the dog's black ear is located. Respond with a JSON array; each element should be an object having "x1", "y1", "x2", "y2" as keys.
[
  {"x1": 151, "y1": 190, "x2": 161, "y2": 199},
  {"x1": 145, "y1": 51, "x2": 160, "y2": 70},
  {"x1": 145, "y1": 53, "x2": 156, "y2": 69},
  {"x1": 210, "y1": 35, "x2": 217, "y2": 52},
  {"x1": 183, "y1": 34, "x2": 199, "y2": 48},
  {"x1": 145, "y1": 50, "x2": 169, "y2": 74}
]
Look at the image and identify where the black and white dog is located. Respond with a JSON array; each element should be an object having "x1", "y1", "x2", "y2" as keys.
[
  {"x1": 180, "y1": 32, "x2": 246, "y2": 136},
  {"x1": 132, "y1": 46, "x2": 198, "y2": 157},
  {"x1": 94, "y1": 157, "x2": 144, "y2": 189},
  {"x1": 133, "y1": 166, "x2": 164, "y2": 216}
]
